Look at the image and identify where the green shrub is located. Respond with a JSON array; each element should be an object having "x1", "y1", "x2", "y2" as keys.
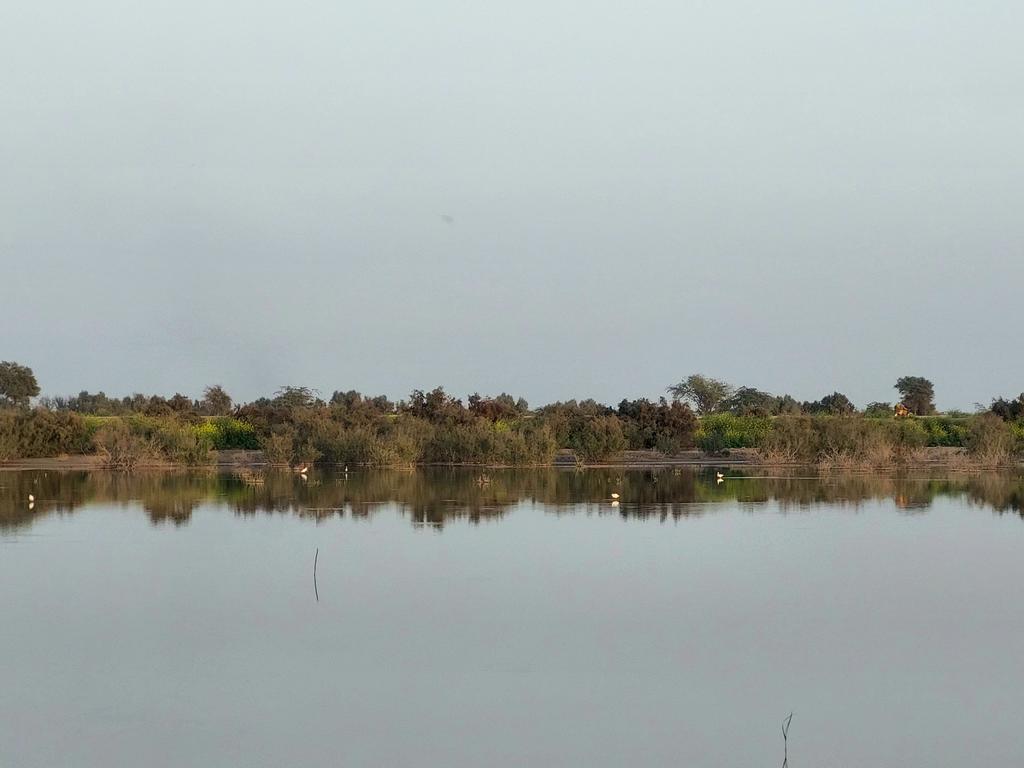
[
  {"x1": 263, "y1": 432, "x2": 294, "y2": 465},
  {"x1": 421, "y1": 422, "x2": 496, "y2": 464},
  {"x1": 492, "y1": 423, "x2": 558, "y2": 465},
  {"x1": 195, "y1": 417, "x2": 260, "y2": 450},
  {"x1": 93, "y1": 421, "x2": 153, "y2": 470},
  {"x1": 152, "y1": 422, "x2": 214, "y2": 466},
  {"x1": 696, "y1": 414, "x2": 771, "y2": 453},
  {"x1": 886, "y1": 419, "x2": 929, "y2": 454},
  {"x1": 919, "y1": 416, "x2": 970, "y2": 447},
  {"x1": 0, "y1": 410, "x2": 92, "y2": 459},
  {"x1": 314, "y1": 425, "x2": 376, "y2": 466},
  {"x1": 760, "y1": 416, "x2": 819, "y2": 461},
  {"x1": 365, "y1": 436, "x2": 417, "y2": 467},
  {"x1": 566, "y1": 415, "x2": 627, "y2": 462},
  {"x1": 617, "y1": 398, "x2": 698, "y2": 453},
  {"x1": 0, "y1": 412, "x2": 17, "y2": 460},
  {"x1": 759, "y1": 415, "x2": 928, "y2": 466},
  {"x1": 817, "y1": 417, "x2": 870, "y2": 456},
  {"x1": 1011, "y1": 420, "x2": 1024, "y2": 448},
  {"x1": 521, "y1": 422, "x2": 558, "y2": 464},
  {"x1": 376, "y1": 418, "x2": 431, "y2": 465},
  {"x1": 966, "y1": 414, "x2": 1016, "y2": 465}
]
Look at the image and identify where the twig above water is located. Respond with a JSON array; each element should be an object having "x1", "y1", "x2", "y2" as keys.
[
  {"x1": 313, "y1": 547, "x2": 319, "y2": 603},
  {"x1": 781, "y1": 712, "x2": 793, "y2": 768}
]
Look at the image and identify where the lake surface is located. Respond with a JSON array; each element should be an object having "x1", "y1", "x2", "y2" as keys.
[{"x1": 3, "y1": 467, "x2": 1024, "y2": 767}]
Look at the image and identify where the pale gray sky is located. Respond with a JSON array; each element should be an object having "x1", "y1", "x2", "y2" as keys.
[{"x1": 2, "y1": 1, "x2": 1021, "y2": 409}]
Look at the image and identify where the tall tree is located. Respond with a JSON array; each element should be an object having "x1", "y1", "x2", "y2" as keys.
[
  {"x1": 273, "y1": 386, "x2": 320, "y2": 409},
  {"x1": 667, "y1": 374, "x2": 733, "y2": 415},
  {"x1": 0, "y1": 361, "x2": 40, "y2": 408},
  {"x1": 895, "y1": 376, "x2": 936, "y2": 415},
  {"x1": 722, "y1": 386, "x2": 777, "y2": 416},
  {"x1": 774, "y1": 394, "x2": 803, "y2": 415},
  {"x1": 201, "y1": 385, "x2": 233, "y2": 415},
  {"x1": 863, "y1": 401, "x2": 893, "y2": 418},
  {"x1": 803, "y1": 391, "x2": 856, "y2": 415},
  {"x1": 989, "y1": 394, "x2": 1024, "y2": 421}
]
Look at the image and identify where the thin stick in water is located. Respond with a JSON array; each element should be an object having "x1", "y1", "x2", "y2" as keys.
[
  {"x1": 313, "y1": 547, "x2": 319, "y2": 603},
  {"x1": 781, "y1": 712, "x2": 793, "y2": 768}
]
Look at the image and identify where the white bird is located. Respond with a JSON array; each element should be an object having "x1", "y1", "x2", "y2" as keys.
[
  {"x1": 716, "y1": 472, "x2": 724, "y2": 480},
  {"x1": 28, "y1": 494, "x2": 34, "y2": 502},
  {"x1": 610, "y1": 492, "x2": 620, "y2": 499}
]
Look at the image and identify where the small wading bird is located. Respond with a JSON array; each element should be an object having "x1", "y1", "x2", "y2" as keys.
[
  {"x1": 610, "y1": 492, "x2": 620, "y2": 500},
  {"x1": 413, "y1": 511, "x2": 441, "y2": 528},
  {"x1": 28, "y1": 494, "x2": 34, "y2": 502},
  {"x1": 716, "y1": 472, "x2": 724, "y2": 484}
]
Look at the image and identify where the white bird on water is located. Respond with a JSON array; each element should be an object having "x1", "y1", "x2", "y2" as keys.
[
  {"x1": 716, "y1": 472, "x2": 724, "y2": 480},
  {"x1": 28, "y1": 494, "x2": 35, "y2": 502},
  {"x1": 610, "y1": 492, "x2": 620, "y2": 500}
]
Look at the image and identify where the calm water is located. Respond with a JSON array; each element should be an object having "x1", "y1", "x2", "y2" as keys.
[{"x1": 3, "y1": 467, "x2": 1024, "y2": 767}]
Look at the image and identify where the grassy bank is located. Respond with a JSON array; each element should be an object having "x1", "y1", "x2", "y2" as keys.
[
  {"x1": 698, "y1": 413, "x2": 1023, "y2": 468},
  {"x1": 0, "y1": 412, "x2": 258, "y2": 469},
  {"x1": 2, "y1": 403, "x2": 1022, "y2": 469}
]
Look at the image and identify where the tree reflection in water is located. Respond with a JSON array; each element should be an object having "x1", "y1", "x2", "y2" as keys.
[{"x1": 1, "y1": 467, "x2": 1023, "y2": 532}]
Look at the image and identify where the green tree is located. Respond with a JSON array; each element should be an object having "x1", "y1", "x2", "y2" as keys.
[
  {"x1": 863, "y1": 401, "x2": 892, "y2": 418},
  {"x1": 774, "y1": 394, "x2": 803, "y2": 415},
  {"x1": 273, "y1": 386, "x2": 321, "y2": 409},
  {"x1": 617, "y1": 397, "x2": 698, "y2": 452},
  {"x1": 330, "y1": 389, "x2": 363, "y2": 408},
  {"x1": 167, "y1": 393, "x2": 196, "y2": 413},
  {"x1": 895, "y1": 376, "x2": 936, "y2": 415},
  {"x1": 468, "y1": 393, "x2": 521, "y2": 422},
  {"x1": 0, "y1": 361, "x2": 40, "y2": 408},
  {"x1": 722, "y1": 387, "x2": 777, "y2": 416},
  {"x1": 406, "y1": 387, "x2": 468, "y2": 424},
  {"x1": 989, "y1": 394, "x2": 1024, "y2": 421},
  {"x1": 803, "y1": 392, "x2": 856, "y2": 415},
  {"x1": 201, "y1": 385, "x2": 233, "y2": 416},
  {"x1": 667, "y1": 374, "x2": 733, "y2": 416}
]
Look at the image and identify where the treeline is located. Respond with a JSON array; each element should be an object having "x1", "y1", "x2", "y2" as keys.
[
  {"x1": 1, "y1": 361, "x2": 1022, "y2": 468},
  {"x1": 0, "y1": 382, "x2": 700, "y2": 468}
]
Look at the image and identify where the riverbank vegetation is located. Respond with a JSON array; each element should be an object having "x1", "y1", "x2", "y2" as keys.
[{"x1": 1, "y1": 361, "x2": 1022, "y2": 468}]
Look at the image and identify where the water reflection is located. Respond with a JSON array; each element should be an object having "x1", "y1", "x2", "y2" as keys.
[{"x1": 2, "y1": 467, "x2": 1023, "y2": 532}]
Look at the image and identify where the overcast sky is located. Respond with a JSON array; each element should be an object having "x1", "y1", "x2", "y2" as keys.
[{"x1": 2, "y1": 1, "x2": 1021, "y2": 410}]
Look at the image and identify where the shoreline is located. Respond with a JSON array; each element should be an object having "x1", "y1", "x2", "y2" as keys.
[{"x1": 2, "y1": 447, "x2": 1020, "y2": 472}]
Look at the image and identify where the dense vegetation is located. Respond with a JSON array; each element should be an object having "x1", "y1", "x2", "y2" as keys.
[{"x1": 1, "y1": 361, "x2": 1022, "y2": 468}]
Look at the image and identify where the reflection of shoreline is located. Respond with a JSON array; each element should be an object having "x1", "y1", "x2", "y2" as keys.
[
  {"x1": 3, "y1": 446, "x2": 1020, "y2": 473},
  {"x1": 2, "y1": 468, "x2": 1023, "y2": 532}
]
